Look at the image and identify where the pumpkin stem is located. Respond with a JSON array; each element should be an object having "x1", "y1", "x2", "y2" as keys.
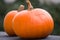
[
  {"x1": 18, "y1": 5, "x2": 24, "y2": 12},
  {"x1": 26, "y1": 0, "x2": 33, "y2": 10}
]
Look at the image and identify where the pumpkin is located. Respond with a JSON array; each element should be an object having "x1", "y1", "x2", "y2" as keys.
[
  {"x1": 12, "y1": 0, "x2": 54, "y2": 38},
  {"x1": 4, "y1": 5, "x2": 24, "y2": 36}
]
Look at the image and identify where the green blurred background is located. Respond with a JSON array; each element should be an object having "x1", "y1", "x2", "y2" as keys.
[{"x1": 0, "y1": 0, "x2": 60, "y2": 35}]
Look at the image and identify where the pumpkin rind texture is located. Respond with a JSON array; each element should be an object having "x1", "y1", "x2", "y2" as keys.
[
  {"x1": 12, "y1": 8, "x2": 54, "y2": 38},
  {"x1": 4, "y1": 10, "x2": 17, "y2": 36}
]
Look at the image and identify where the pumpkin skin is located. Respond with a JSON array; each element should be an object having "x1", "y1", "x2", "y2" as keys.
[
  {"x1": 12, "y1": 8, "x2": 54, "y2": 38},
  {"x1": 4, "y1": 5, "x2": 24, "y2": 36},
  {"x1": 4, "y1": 10, "x2": 17, "y2": 36}
]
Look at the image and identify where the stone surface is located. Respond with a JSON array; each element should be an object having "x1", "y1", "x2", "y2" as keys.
[{"x1": 0, "y1": 32, "x2": 60, "y2": 40}]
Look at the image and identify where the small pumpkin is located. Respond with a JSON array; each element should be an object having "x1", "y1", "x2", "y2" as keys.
[
  {"x1": 4, "y1": 5, "x2": 24, "y2": 36},
  {"x1": 12, "y1": 0, "x2": 54, "y2": 38}
]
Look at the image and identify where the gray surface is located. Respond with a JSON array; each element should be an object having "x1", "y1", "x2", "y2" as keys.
[{"x1": 0, "y1": 32, "x2": 60, "y2": 40}]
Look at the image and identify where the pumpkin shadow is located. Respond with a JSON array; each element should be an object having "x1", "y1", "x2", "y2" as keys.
[
  {"x1": 0, "y1": 34, "x2": 17, "y2": 37},
  {"x1": 16, "y1": 37, "x2": 47, "y2": 40}
]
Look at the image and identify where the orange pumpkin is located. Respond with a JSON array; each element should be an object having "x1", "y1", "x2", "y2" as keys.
[
  {"x1": 12, "y1": 0, "x2": 54, "y2": 38},
  {"x1": 4, "y1": 5, "x2": 24, "y2": 36}
]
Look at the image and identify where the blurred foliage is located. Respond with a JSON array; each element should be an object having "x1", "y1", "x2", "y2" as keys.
[{"x1": 0, "y1": 0, "x2": 60, "y2": 35}]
